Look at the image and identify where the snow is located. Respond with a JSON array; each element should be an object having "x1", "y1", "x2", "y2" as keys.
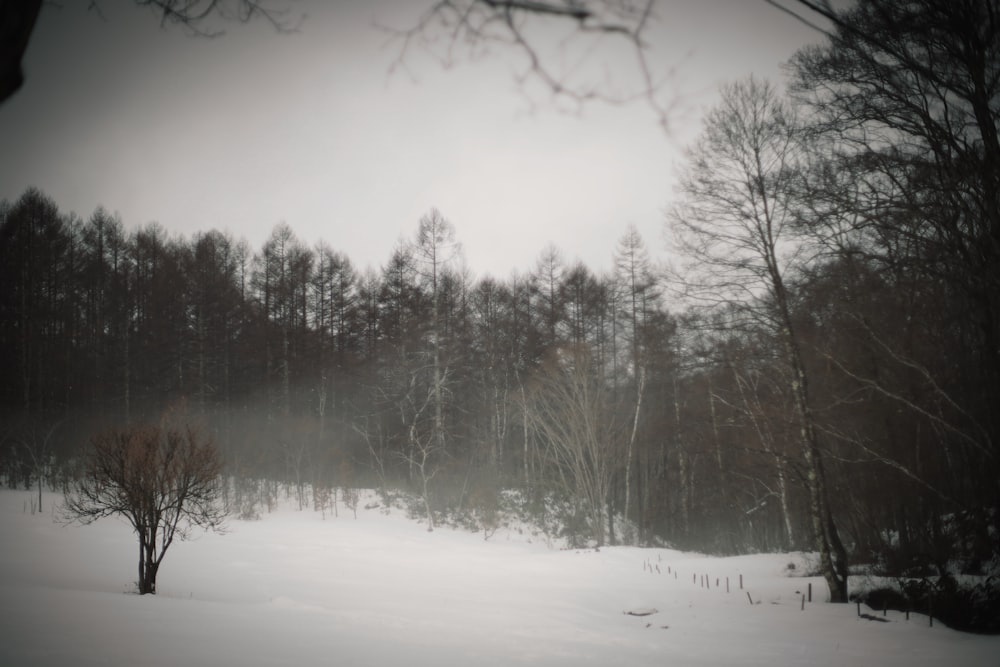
[{"x1": 2, "y1": 490, "x2": 997, "y2": 666}]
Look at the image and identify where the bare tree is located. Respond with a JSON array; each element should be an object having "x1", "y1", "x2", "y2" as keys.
[
  {"x1": 18, "y1": 417, "x2": 62, "y2": 514},
  {"x1": 532, "y1": 244, "x2": 566, "y2": 348},
  {"x1": 398, "y1": 365, "x2": 449, "y2": 531},
  {"x1": 524, "y1": 343, "x2": 618, "y2": 545},
  {"x1": 788, "y1": 0, "x2": 1000, "y2": 500},
  {"x1": 63, "y1": 421, "x2": 226, "y2": 595},
  {"x1": 723, "y1": 361, "x2": 798, "y2": 550},
  {"x1": 413, "y1": 209, "x2": 461, "y2": 460},
  {"x1": 613, "y1": 225, "x2": 658, "y2": 543},
  {"x1": 668, "y1": 76, "x2": 848, "y2": 601}
]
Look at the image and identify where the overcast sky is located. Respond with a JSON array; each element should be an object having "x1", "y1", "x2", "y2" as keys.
[{"x1": 0, "y1": 0, "x2": 827, "y2": 279}]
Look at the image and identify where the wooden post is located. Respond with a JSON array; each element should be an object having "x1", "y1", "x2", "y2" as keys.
[
  {"x1": 739, "y1": 574, "x2": 743, "y2": 590},
  {"x1": 856, "y1": 601, "x2": 861, "y2": 617},
  {"x1": 746, "y1": 591, "x2": 753, "y2": 605},
  {"x1": 726, "y1": 577, "x2": 730, "y2": 593},
  {"x1": 801, "y1": 593, "x2": 805, "y2": 611},
  {"x1": 807, "y1": 583, "x2": 812, "y2": 603}
]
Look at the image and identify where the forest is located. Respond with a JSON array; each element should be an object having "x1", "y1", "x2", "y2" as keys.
[{"x1": 1, "y1": 0, "x2": 998, "y2": 612}]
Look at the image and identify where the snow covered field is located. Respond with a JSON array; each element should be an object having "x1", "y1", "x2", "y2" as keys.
[{"x1": 1, "y1": 489, "x2": 996, "y2": 666}]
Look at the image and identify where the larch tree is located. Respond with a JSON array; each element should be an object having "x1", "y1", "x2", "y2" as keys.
[
  {"x1": 255, "y1": 223, "x2": 310, "y2": 419},
  {"x1": 395, "y1": 209, "x2": 461, "y2": 528},
  {"x1": 413, "y1": 209, "x2": 461, "y2": 459},
  {"x1": 532, "y1": 245, "x2": 566, "y2": 349},
  {"x1": 613, "y1": 225, "x2": 658, "y2": 544}
]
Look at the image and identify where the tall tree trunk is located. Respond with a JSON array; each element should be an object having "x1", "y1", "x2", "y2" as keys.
[
  {"x1": 281, "y1": 321, "x2": 290, "y2": 418},
  {"x1": 775, "y1": 279, "x2": 848, "y2": 602},
  {"x1": 623, "y1": 366, "x2": 645, "y2": 544},
  {"x1": 123, "y1": 289, "x2": 130, "y2": 425},
  {"x1": 672, "y1": 374, "x2": 686, "y2": 542}
]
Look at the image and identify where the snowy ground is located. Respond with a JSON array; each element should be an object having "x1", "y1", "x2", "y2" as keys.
[{"x1": 1, "y1": 489, "x2": 997, "y2": 666}]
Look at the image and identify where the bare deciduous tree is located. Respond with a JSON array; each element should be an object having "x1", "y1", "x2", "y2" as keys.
[
  {"x1": 18, "y1": 417, "x2": 61, "y2": 514},
  {"x1": 668, "y1": 76, "x2": 849, "y2": 601},
  {"x1": 398, "y1": 365, "x2": 449, "y2": 532},
  {"x1": 63, "y1": 422, "x2": 226, "y2": 595},
  {"x1": 524, "y1": 343, "x2": 617, "y2": 545}
]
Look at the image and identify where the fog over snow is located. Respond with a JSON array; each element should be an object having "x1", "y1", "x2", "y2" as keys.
[{"x1": 1, "y1": 490, "x2": 996, "y2": 666}]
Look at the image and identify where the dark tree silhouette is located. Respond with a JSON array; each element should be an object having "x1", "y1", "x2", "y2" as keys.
[
  {"x1": 64, "y1": 421, "x2": 226, "y2": 595},
  {"x1": 0, "y1": 0, "x2": 41, "y2": 103},
  {"x1": 0, "y1": 0, "x2": 290, "y2": 105},
  {"x1": 669, "y1": 77, "x2": 849, "y2": 601}
]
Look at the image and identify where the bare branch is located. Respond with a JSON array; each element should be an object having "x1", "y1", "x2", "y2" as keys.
[
  {"x1": 382, "y1": 0, "x2": 674, "y2": 130},
  {"x1": 132, "y1": 0, "x2": 297, "y2": 36},
  {"x1": 817, "y1": 319, "x2": 994, "y2": 461},
  {"x1": 763, "y1": 0, "x2": 834, "y2": 36},
  {"x1": 815, "y1": 421, "x2": 962, "y2": 506}
]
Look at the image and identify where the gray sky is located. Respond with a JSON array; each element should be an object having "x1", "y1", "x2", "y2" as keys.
[{"x1": 0, "y1": 0, "x2": 826, "y2": 279}]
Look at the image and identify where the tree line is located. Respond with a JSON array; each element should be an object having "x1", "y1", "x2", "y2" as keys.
[{"x1": 1, "y1": 0, "x2": 997, "y2": 605}]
